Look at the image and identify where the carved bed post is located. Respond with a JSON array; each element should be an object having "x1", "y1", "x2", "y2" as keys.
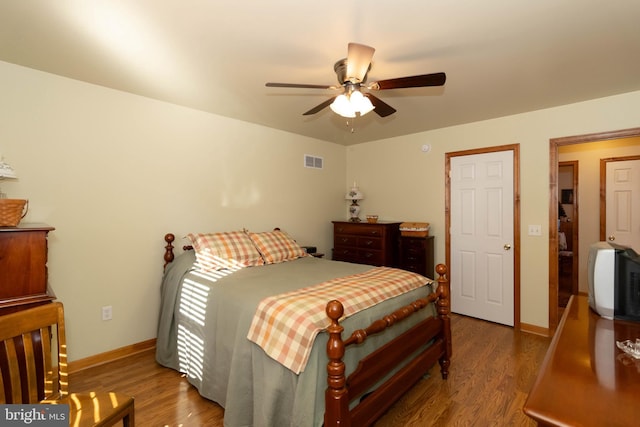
[
  {"x1": 435, "y1": 263, "x2": 452, "y2": 378},
  {"x1": 325, "y1": 300, "x2": 351, "y2": 427},
  {"x1": 164, "y1": 233, "x2": 175, "y2": 270}
]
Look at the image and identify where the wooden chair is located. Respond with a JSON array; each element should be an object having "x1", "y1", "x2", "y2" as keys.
[{"x1": 0, "y1": 302, "x2": 135, "y2": 426}]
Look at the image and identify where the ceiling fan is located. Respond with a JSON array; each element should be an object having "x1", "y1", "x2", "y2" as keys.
[{"x1": 265, "y1": 43, "x2": 446, "y2": 118}]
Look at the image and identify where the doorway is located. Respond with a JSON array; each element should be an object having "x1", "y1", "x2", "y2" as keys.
[
  {"x1": 549, "y1": 127, "x2": 640, "y2": 332},
  {"x1": 558, "y1": 161, "x2": 578, "y2": 309}
]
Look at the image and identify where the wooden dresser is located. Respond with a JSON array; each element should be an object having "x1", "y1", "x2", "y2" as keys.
[
  {"x1": 524, "y1": 295, "x2": 640, "y2": 426},
  {"x1": 398, "y1": 235, "x2": 435, "y2": 279},
  {"x1": 332, "y1": 221, "x2": 400, "y2": 267},
  {"x1": 0, "y1": 223, "x2": 55, "y2": 314}
]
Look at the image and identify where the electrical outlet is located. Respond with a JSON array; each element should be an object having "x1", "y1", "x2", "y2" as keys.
[
  {"x1": 528, "y1": 225, "x2": 542, "y2": 236},
  {"x1": 102, "y1": 305, "x2": 112, "y2": 321}
]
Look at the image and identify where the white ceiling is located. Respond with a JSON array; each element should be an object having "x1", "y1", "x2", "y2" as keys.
[{"x1": 1, "y1": 1, "x2": 639, "y2": 145}]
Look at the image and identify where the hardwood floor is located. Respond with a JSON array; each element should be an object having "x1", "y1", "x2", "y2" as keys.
[{"x1": 69, "y1": 314, "x2": 550, "y2": 426}]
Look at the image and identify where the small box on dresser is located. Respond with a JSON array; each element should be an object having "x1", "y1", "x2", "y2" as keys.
[
  {"x1": 332, "y1": 221, "x2": 401, "y2": 267},
  {"x1": 399, "y1": 235, "x2": 435, "y2": 279},
  {"x1": 0, "y1": 223, "x2": 55, "y2": 314}
]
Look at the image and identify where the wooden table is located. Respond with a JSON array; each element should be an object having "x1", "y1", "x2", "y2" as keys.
[{"x1": 524, "y1": 295, "x2": 640, "y2": 426}]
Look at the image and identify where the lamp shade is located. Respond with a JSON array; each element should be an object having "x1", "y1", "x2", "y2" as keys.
[
  {"x1": 0, "y1": 157, "x2": 17, "y2": 179},
  {"x1": 345, "y1": 186, "x2": 364, "y2": 201}
]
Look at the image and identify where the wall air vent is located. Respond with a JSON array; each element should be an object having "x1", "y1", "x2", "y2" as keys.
[{"x1": 304, "y1": 154, "x2": 323, "y2": 169}]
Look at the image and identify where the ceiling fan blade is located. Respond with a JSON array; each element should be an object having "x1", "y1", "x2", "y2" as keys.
[
  {"x1": 266, "y1": 82, "x2": 335, "y2": 89},
  {"x1": 370, "y1": 72, "x2": 446, "y2": 90},
  {"x1": 346, "y1": 43, "x2": 375, "y2": 83},
  {"x1": 303, "y1": 97, "x2": 337, "y2": 115},
  {"x1": 364, "y1": 93, "x2": 396, "y2": 117}
]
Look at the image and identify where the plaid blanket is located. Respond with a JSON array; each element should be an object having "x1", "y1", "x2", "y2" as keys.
[{"x1": 247, "y1": 267, "x2": 431, "y2": 374}]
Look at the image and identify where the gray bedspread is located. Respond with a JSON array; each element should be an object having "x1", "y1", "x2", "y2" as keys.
[{"x1": 156, "y1": 251, "x2": 436, "y2": 427}]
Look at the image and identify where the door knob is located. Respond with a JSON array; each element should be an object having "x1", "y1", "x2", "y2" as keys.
[
  {"x1": 608, "y1": 235, "x2": 615, "y2": 241},
  {"x1": 504, "y1": 244, "x2": 511, "y2": 250}
]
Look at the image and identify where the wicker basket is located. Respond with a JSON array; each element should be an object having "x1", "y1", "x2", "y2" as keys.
[
  {"x1": 400, "y1": 222, "x2": 430, "y2": 237},
  {"x1": 0, "y1": 199, "x2": 28, "y2": 227}
]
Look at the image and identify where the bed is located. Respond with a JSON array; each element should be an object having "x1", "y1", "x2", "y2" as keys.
[{"x1": 156, "y1": 229, "x2": 451, "y2": 427}]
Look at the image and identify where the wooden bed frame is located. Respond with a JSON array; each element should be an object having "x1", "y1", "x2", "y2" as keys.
[{"x1": 163, "y1": 233, "x2": 452, "y2": 427}]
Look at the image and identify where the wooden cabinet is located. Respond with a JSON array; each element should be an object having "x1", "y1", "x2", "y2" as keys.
[
  {"x1": 0, "y1": 223, "x2": 55, "y2": 313},
  {"x1": 332, "y1": 221, "x2": 400, "y2": 267},
  {"x1": 399, "y1": 235, "x2": 435, "y2": 279}
]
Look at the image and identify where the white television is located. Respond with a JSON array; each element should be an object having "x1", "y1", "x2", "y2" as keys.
[
  {"x1": 587, "y1": 242, "x2": 616, "y2": 319},
  {"x1": 587, "y1": 241, "x2": 640, "y2": 321}
]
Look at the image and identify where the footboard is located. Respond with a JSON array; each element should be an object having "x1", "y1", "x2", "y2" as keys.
[{"x1": 325, "y1": 264, "x2": 451, "y2": 427}]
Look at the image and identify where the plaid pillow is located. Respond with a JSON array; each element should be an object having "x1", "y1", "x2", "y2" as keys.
[
  {"x1": 248, "y1": 229, "x2": 309, "y2": 264},
  {"x1": 187, "y1": 231, "x2": 265, "y2": 271}
]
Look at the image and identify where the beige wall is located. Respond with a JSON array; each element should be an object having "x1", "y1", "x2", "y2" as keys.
[
  {"x1": 559, "y1": 137, "x2": 640, "y2": 293},
  {"x1": 0, "y1": 61, "x2": 346, "y2": 361},
  {"x1": 3, "y1": 58, "x2": 640, "y2": 360},
  {"x1": 347, "y1": 91, "x2": 640, "y2": 328}
]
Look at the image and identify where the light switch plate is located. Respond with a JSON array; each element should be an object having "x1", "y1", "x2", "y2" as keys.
[{"x1": 528, "y1": 225, "x2": 542, "y2": 236}]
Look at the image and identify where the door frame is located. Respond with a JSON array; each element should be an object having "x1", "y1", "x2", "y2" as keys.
[
  {"x1": 549, "y1": 127, "x2": 640, "y2": 332},
  {"x1": 445, "y1": 144, "x2": 521, "y2": 329}
]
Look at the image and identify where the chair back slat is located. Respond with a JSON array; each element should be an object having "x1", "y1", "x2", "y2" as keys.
[
  {"x1": 1, "y1": 339, "x2": 23, "y2": 402},
  {"x1": 40, "y1": 325, "x2": 56, "y2": 398},
  {"x1": 21, "y1": 332, "x2": 40, "y2": 403},
  {"x1": 0, "y1": 303, "x2": 67, "y2": 404}
]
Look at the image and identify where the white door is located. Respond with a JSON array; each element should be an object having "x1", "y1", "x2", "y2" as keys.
[
  {"x1": 450, "y1": 150, "x2": 515, "y2": 326},
  {"x1": 606, "y1": 159, "x2": 640, "y2": 249}
]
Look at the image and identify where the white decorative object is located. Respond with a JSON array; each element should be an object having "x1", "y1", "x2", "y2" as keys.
[
  {"x1": 0, "y1": 155, "x2": 18, "y2": 199},
  {"x1": 345, "y1": 182, "x2": 364, "y2": 222},
  {"x1": 617, "y1": 339, "x2": 640, "y2": 359}
]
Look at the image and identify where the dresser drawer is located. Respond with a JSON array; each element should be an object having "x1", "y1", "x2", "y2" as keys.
[
  {"x1": 333, "y1": 247, "x2": 359, "y2": 261},
  {"x1": 332, "y1": 221, "x2": 401, "y2": 267},
  {"x1": 402, "y1": 247, "x2": 424, "y2": 262},
  {"x1": 359, "y1": 250, "x2": 384, "y2": 266},
  {"x1": 400, "y1": 261, "x2": 426, "y2": 275},
  {"x1": 334, "y1": 223, "x2": 384, "y2": 237},
  {"x1": 334, "y1": 234, "x2": 357, "y2": 247},
  {"x1": 402, "y1": 238, "x2": 426, "y2": 251},
  {"x1": 356, "y1": 236, "x2": 382, "y2": 250},
  {"x1": 398, "y1": 235, "x2": 435, "y2": 278}
]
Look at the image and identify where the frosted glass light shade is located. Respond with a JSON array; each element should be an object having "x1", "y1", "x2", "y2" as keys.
[
  {"x1": 345, "y1": 186, "x2": 364, "y2": 201},
  {"x1": 330, "y1": 90, "x2": 375, "y2": 118},
  {"x1": 330, "y1": 94, "x2": 356, "y2": 118},
  {"x1": 349, "y1": 91, "x2": 375, "y2": 116}
]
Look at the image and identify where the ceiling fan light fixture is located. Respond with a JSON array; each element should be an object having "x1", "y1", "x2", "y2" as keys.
[
  {"x1": 330, "y1": 90, "x2": 375, "y2": 118},
  {"x1": 330, "y1": 94, "x2": 356, "y2": 118},
  {"x1": 265, "y1": 43, "x2": 446, "y2": 119}
]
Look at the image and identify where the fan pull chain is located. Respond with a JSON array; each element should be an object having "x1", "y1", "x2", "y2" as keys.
[{"x1": 346, "y1": 118, "x2": 356, "y2": 133}]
